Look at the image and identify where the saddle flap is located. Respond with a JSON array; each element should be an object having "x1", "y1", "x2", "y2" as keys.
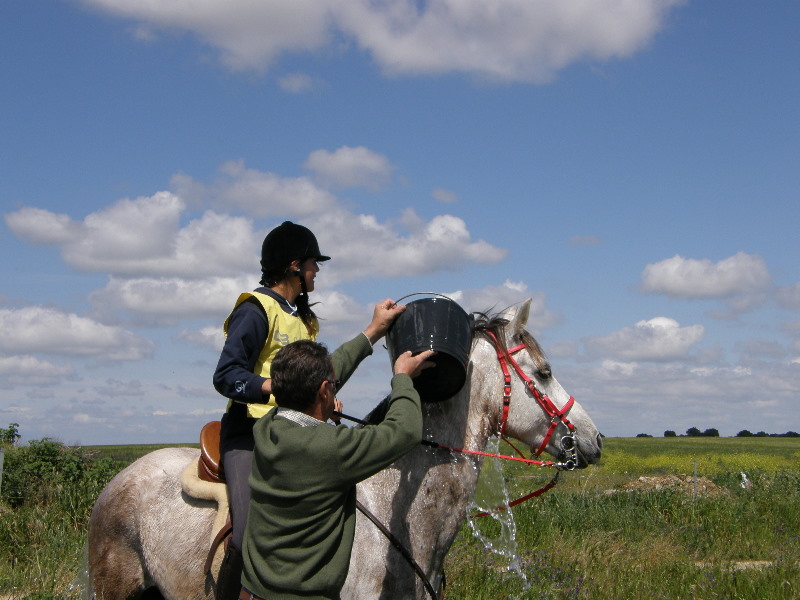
[{"x1": 199, "y1": 420, "x2": 224, "y2": 483}]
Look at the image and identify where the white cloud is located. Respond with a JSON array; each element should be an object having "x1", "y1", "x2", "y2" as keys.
[
  {"x1": 304, "y1": 146, "x2": 395, "y2": 190},
  {"x1": 173, "y1": 160, "x2": 337, "y2": 217},
  {"x1": 583, "y1": 316, "x2": 705, "y2": 361},
  {"x1": 78, "y1": 191, "x2": 183, "y2": 260},
  {"x1": 432, "y1": 188, "x2": 458, "y2": 204},
  {"x1": 312, "y1": 291, "x2": 383, "y2": 345},
  {"x1": 776, "y1": 283, "x2": 800, "y2": 310},
  {"x1": 0, "y1": 306, "x2": 154, "y2": 361},
  {"x1": 569, "y1": 235, "x2": 602, "y2": 247},
  {"x1": 5, "y1": 156, "x2": 506, "y2": 326},
  {"x1": 736, "y1": 339, "x2": 787, "y2": 361},
  {"x1": 5, "y1": 200, "x2": 505, "y2": 325},
  {"x1": 566, "y1": 358, "x2": 800, "y2": 437},
  {"x1": 6, "y1": 197, "x2": 260, "y2": 278},
  {"x1": 3, "y1": 207, "x2": 82, "y2": 244},
  {"x1": 88, "y1": 275, "x2": 252, "y2": 325},
  {"x1": 216, "y1": 160, "x2": 337, "y2": 215},
  {"x1": 81, "y1": 0, "x2": 682, "y2": 82},
  {"x1": 640, "y1": 252, "x2": 771, "y2": 299},
  {"x1": 278, "y1": 72, "x2": 318, "y2": 93},
  {"x1": 73, "y1": 413, "x2": 107, "y2": 425},
  {"x1": 448, "y1": 280, "x2": 560, "y2": 331},
  {"x1": 307, "y1": 208, "x2": 507, "y2": 282},
  {"x1": 82, "y1": 0, "x2": 334, "y2": 72},
  {"x1": 177, "y1": 325, "x2": 226, "y2": 352},
  {"x1": 92, "y1": 378, "x2": 146, "y2": 398},
  {"x1": 0, "y1": 355, "x2": 76, "y2": 387}
]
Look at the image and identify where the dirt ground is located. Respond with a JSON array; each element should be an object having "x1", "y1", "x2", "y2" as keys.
[{"x1": 608, "y1": 474, "x2": 731, "y2": 498}]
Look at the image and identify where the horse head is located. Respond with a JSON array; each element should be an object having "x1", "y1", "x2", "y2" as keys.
[{"x1": 471, "y1": 298, "x2": 602, "y2": 468}]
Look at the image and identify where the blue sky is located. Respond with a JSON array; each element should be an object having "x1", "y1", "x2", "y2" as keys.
[{"x1": 2, "y1": 0, "x2": 798, "y2": 445}]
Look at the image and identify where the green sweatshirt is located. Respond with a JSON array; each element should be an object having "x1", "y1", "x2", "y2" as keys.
[{"x1": 241, "y1": 372, "x2": 422, "y2": 600}]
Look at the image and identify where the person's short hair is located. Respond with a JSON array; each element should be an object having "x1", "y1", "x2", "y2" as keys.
[{"x1": 271, "y1": 340, "x2": 334, "y2": 411}]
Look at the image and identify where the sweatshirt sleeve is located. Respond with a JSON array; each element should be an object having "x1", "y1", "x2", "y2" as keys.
[
  {"x1": 212, "y1": 300, "x2": 269, "y2": 403},
  {"x1": 329, "y1": 332, "x2": 374, "y2": 392},
  {"x1": 332, "y1": 373, "x2": 422, "y2": 485}
]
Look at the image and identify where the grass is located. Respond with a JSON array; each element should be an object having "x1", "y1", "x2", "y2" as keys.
[
  {"x1": 443, "y1": 437, "x2": 800, "y2": 599},
  {"x1": 1, "y1": 436, "x2": 799, "y2": 599},
  {"x1": 82, "y1": 442, "x2": 197, "y2": 464}
]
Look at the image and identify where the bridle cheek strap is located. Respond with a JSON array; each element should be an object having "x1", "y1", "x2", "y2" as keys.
[{"x1": 488, "y1": 334, "x2": 576, "y2": 456}]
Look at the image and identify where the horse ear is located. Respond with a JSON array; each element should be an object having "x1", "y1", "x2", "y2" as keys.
[{"x1": 508, "y1": 298, "x2": 532, "y2": 337}]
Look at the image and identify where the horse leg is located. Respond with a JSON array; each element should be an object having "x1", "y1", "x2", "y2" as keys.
[
  {"x1": 87, "y1": 535, "x2": 148, "y2": 600},
  {"x1": 87, "y1": 477, "x2": 149, "y2": 600}
]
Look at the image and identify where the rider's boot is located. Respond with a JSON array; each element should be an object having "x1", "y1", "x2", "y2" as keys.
[{"x1": 215, "y1": 543, "x2": 244, "y2": 600}]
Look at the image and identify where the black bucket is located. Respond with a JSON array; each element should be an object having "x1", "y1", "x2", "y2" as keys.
[{"x1": 386, "y1": 293, "x2": 473, "y2": 402}]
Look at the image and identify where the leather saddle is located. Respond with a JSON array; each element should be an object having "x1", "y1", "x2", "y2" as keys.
[
  {"x1": 199, "y1": 420, "x2": 225, "y2": 484},
  {"x1": 197, "y1": 420, "x2": 232, "y2": 574}
]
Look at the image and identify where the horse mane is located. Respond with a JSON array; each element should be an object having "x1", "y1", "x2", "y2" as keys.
[
  {"x1": 471, "y1": 309, "x2": 550, "y2": 377},
  {"x1": 361, "y1": 308, "x2": 550, "y2": 425}
]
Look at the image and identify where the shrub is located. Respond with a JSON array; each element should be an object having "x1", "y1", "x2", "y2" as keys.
[{"x1": 1, "y1": 437, "x2": 123, "y2": 508}]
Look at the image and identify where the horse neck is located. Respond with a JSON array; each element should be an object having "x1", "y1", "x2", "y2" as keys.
[{"x1": 357, "y1": 341, "x2": 501, "y2": 569}]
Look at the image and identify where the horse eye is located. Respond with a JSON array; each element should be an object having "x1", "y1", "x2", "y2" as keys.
[{"x1": 537, "y1": 366, "x2": 552, "y2": 380}]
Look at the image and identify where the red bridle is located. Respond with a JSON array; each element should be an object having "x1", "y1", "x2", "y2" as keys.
[{"x1": 483, "y1": 330, "x2": 576, "y2": 457}]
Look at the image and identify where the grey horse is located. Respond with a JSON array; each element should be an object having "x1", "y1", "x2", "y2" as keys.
[{"x1": 86, "y1": 300, "x2": 602, "y2": 599}]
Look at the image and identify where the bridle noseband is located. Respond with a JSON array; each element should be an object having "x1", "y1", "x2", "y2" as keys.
[{"x1": 484, "y1": 329, "x2": 579, "y2": 471}]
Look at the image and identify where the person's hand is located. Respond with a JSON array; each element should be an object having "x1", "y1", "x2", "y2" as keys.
[
  {"x1": 363, "y1": 299, "x2": 406, "y2": 345},
  {"x1": 393, "y1": 350, "x2": 436, "y2": 379},
  {"x1": 331, "y1": 397, "x2": 343, "y2": 424}
]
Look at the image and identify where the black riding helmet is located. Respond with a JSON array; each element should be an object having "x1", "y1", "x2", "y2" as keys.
[{"x1": 260, "y1": 221, "x2": 330, "y2": 284}]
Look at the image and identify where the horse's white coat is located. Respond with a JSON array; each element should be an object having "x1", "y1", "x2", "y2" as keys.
[{"x1": 86, "y1": 300, "x2": 602, "y2": 600}]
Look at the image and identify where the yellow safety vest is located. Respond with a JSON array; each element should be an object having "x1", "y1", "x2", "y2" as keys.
[{"x1": 224, "y1": 291, "x2": 318, "y2": 419}]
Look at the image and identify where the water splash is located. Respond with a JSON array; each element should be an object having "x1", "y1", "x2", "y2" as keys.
[
  {"x1": 465, "y1": 436, "x2": 529, "y2": 590},
  {"x1": 70, "y1": 543, "x2": 91, "y2": 599}
]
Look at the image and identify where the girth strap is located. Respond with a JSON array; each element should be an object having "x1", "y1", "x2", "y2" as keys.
[{"x1": 204, "y1": 514, "x2": 233, "y2": 574}]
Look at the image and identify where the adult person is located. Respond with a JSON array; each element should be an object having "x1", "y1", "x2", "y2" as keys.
[
  {"x1": 212, "y1": 221, "x2": 405, "y2": 600},
  {"x1": 241, "y1": 340, "x2": 435, "y2": 600}
]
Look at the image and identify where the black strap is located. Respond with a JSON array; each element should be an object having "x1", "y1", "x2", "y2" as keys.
[{"x1": 355, "y1": 500, "x2": 440, "y2": 600}]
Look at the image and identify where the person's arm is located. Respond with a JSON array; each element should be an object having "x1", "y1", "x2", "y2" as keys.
[
  {"x1": 362, "y1": 299, "x2": 405, "y2": 345},
  {"x1": 329, "y1": 299, "x2": 406, "y2": 390},
  {"x1": 212, "y1": 300, "x2": 270, "y2": 403},
  {"x1": 330, "y1": 334, "x2": 373, "y2": 392},
  {"x1": 332, "y1": 350, "x2": 434, "y2": 484}
]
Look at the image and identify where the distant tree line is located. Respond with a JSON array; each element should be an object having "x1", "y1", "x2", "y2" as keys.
[
  {"x1": 733, "y1": 429, "x2": 800, "y2": 438},
  {"x1": 650, "y1": 428, "x2": 799, "y2": 438}
]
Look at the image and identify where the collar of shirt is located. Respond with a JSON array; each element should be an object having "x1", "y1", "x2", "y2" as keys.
[{"x1": 275, "y1": 407, "x2": 326, "y2": 427}]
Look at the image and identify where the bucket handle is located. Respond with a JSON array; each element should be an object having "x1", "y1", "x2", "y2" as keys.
[
  {"x1": 393, "y1": 291, "x2": 458, "y2": 306},
  {"x1": 384, "y1": 292, "x2": 469, "y2": 353}
]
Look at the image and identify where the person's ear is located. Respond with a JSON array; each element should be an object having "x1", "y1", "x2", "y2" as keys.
[{"x1": 290, "y1": 259, "x2": 303, "y2": 274}]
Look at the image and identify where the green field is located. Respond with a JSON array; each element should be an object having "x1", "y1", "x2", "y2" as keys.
[
  {"x1": 1, "y1": 436, "x2": 799, "y2": 599},
  {"x1": 445, "y1": 436, "x2": 800, "y2": 599}
]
